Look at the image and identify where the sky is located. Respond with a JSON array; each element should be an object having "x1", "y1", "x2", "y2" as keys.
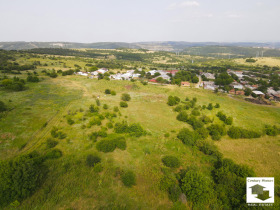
[{"x1": 0, "y1": 0, "x2": 279, "y2": 43}]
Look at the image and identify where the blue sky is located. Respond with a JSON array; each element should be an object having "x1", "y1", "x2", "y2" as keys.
[{"x1": 0, "y1": 0, "x2": 279, "y2": 42}]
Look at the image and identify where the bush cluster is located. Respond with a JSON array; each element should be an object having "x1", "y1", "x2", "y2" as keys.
[
  {"x1": 121, "y1": 171, "x2": 136, "y2": 187},
  {"x1": 162, "y1": 155, "x2": 180, "y2": 168},
  {"x1": 167, "y1": 96, "x2": 180, "y2": 106},
  {"x1": 96, "y1": 137, "x2": 127, "y2": 153},
  {"x1": 89, "y1": 104, "x2": 99, "y2": 113},
  {"x1": 207, "y1": 124, "x2": 226, "y2": 141},
  {"x1": 114, "y1": 121, "x2": 146, "y2": 137},
  {"x1": 44, "y1": 149, "x2": 63, "y2": 159},
  {"x1": 216, "y1": 111, "x2": 233, "y2": 125},
  {"x1": 227, "y1": 126, "x2": 261, "y2": 139},
  {"x1": 264, "y1": 125, "x2": 280, "y2": 136},
  {"x1": 121, "y1": 93, "x2": 131, "y2": 101},
  {"x1": 51, "y1": 127, "x2": 67, "y2": 139},
  {"x1": 1, "y1": 77, "x2": 25, "y2": 91},
  {"x1": 46, "y1": 138, "x2": 58, "y2": 149},
  {"x1": 27, "y1": 75, "x2": 39, "y2": 82},
  {"x1": 178, "y1": 169, "x2": 214, "y2": 204},
  {"x1": 0, "y1": 153, "x2": 47, "y2": 207},
  {"x1": 120, "y1": 101, "x2": 128, "y2": 107}
]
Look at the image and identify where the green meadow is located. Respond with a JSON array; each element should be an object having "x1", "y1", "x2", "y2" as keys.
[{"x1": 1, "y1": 72, "x2": 280, "y2": 209}]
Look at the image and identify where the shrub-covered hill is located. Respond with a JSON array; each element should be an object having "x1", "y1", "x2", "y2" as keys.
[{"x1": 0, "y1": 58, "x2": 280, "y2": 209}]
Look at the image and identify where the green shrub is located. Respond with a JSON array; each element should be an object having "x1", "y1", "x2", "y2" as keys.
[
  {"x1": 103, "y1": 104, "x2": 109, "y2": 109},
  {"x1": 0, "y1": 101, "x2": 7, "y2": 112},
  {"x1": 105, "y1": 89, "x2": 111, "y2": 94},
  {"x1": 0, "y1": 154, "x2": 47, "y2": 207},
  {"x1": 50, "y1": 127, "x2": 67, "y2": 139},
  {"x1": 46, "y1": 138, "x2": 58, "y2": 149},
  {"x1": 187, "y1": 116, "x2": 204, "y2": 130},
  {"x1": 45, "y1": 149, "x2": 63, "y2": 159},
  {"x1": 176, "y1": 111, "x2": 188, "y2": 122},
  {"x1": 179, "y1": 169, "x2": 214, "y2": 204},
  {"x1": 96, "y1": 140, "x2": 116, "y2": 153},
  {"x1": 207, "y1": 103, "x2": 213, "y2": 110},
  {"x1": 159, "y1": 173, "x2": 177, "y2": 191},
  {"x1": 113, "y1": 106, "x2": 119, "y2": 112},
  {"x1": 173, "y1": 105, "x2": 184, "y2": 112},
  {"x1": 195, "y1": 127, "x2": 209, "y2": 140},
  {"x1": 89, "y1": 104, "x2": 99, "y2": 113},
  {"x1": 114, "y1": 121, "x2": 129, "y2": 133},
  {"x1": 106, "y1": 122, "x2": 113, "y2": 129},
  {"x1": 127, "y1": 123, "x2": 146, "y2": 137},
  {"x1": 207, "y1": 124, "x2": 226, "y2": 140},
  {"x1": 162, "y1": 156, "x2": 180, "y2": 168},
  {"x1": 191, "y1": 109, "x2": 200, "y2": 116},
  {"x1": 168, "y1": 184, "x2": 182, "y2": 202},
  {"x1": 164, "y1": 133, "x2": 170, "y2": 138},
  {"x1": 115, "y1": 137, "x2": 126, "y2": 150},
  {"x1": 120, "y1": 101, "x2": 128, "y2": 107},
  {"x1": 121, "y1": 93, "x2": 131, "y2": 101},
  {"x1": 200, "y1": 115, "x2": 212, "y2": 124},
  {"x1": 216, "y1": 111, "x2": 233, "y2": 125},
  {"x1": 96, "y1": 99, "x2": 101, "y2": 106},
  {"x1": 111, "y1": 90, "x2": 116, "y2": 95},
  {"x1": 196, "y1": 140, "x2": 222, "y2": 159},
  {"x1": 114, "y1": 121, "x2": 146, "y2": 137},
  {"x1": 214, "y1": 103, "x2": 220, "y2": 108},
  {"x1": 227, "y1": 126, "x2": 261, "y2": 139},
  {"x1": 67, "y1": 118, "x2": 74, "y2": 125},
  {"x1": 177, "y1": 128, "x2": 197, "y2": 146},
  {"x1": 264, "y1": 125, "x2": 280, "y2": 136},
  {"x1": 86, "y1": 154, "x2": 101, "y2": 167},
  {"x1": 167, "y1": 96, "x2": 180, "y2": 106},
  {"x1": 121, "y1": 171, "x2": 136, "y2": 187}
]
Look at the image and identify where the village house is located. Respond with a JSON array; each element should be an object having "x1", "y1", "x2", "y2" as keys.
[
  {"x1": 252, "y1": 90, "x2": 265, "y2": 98},
  {"x1": 76, "y1": 72, "x2": 88, "y2": 76},
  {"x1": 236, "y1": 90, "x2": 245, "y2": 95},
  {"x1": 229, "y1": 89, "x2": 235, "y2": 95},
  {"x1": 202, "y1": 72, "x2": 215, "y2": 80},
  {"x1": 233, "y1": 84, "x2": 244, "y2": 90},
  {"x1": 166, "y1": 70, "x2": 179, "y2": 76},
  {"x1": 203, "y1": 81, "x2": 217, "y2": 90}
]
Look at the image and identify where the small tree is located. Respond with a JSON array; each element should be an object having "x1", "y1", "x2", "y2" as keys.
[
  {"x1": 89, "y1": 104, "x2": 99, "y2": 113},
  {"x1": 0, "y1": 154, "x2": 47, "y2": 207},
  {"x1": 121, "y1": 93, "x2": 131, "y2": 101},
  {"x1": 207, "y1": 103, "x2": 213, "y2": 110},
  {"x1": 105, "y1": 89, "x2": 111, "y2": 94},
  {"x1": 120, "y1": 101, "x2": 128, "y2": 108}
]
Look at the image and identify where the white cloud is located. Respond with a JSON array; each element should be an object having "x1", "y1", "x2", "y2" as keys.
[
  {"x1": 256, "y1": 2, "x2": 263, "y2": 7},
  {"x1": 227, "y1": 14, "x2": 242, "y2": 18},
  {"x1": 168, "y1": 1, "x2": 200, "y2": 10}
]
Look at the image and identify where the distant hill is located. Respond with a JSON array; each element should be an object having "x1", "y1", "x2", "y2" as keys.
[{"x1": 1, "y1": 41, "x2": 280, "y2": 58}]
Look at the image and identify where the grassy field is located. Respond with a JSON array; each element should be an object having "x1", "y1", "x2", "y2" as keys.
[
  {"x1": 234, "y1": 57, "x2": 280, "y2": 66},
  {"x1": 1, "y1": 67, "x2": 280, "y2": 208}
]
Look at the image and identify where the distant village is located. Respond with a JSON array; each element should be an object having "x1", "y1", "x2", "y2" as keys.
[{"x1": 76, "y1": 68, "x2": 280, "y2": 102}]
